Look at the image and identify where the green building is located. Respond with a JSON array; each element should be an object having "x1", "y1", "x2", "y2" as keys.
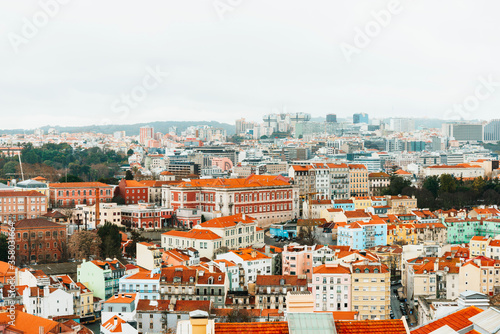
[
  {"x1": 77, "y1": 259, "x2": 125, "y2": 300},
  {"x1": 445, "y1": 218, "x2": 500, "y2": 244}
]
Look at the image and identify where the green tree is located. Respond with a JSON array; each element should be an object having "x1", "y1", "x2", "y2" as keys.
[
  {"x1": 422, "y1": 176, "x2": 440, "y2": 198},
  {"x1": 439, "y1": 174, "x2": 457, "y2": 193},
  {"x1": 127, "y1": 149, "x2": 134, "y2": 155},
  {"x1": 125, "y1": 170, "x2": 134, "y2": 180},
  {"x1": 472, "y1": 176, "x2": 487, "y2": 193},
  {"x1": 2, "y1": 161, "x2": 18, "y2": 176},
  {"x1": 384, "y1": 176, "x2": 411, "y2": 195},
  {"x1": 97, "y1": 222, "x2": 122, "y2": 259},
  {"x1": 58, "y1": 174, "x2": 83, "y2": 183},
  {"x1": 0, "y1": 234, "x2": 8, "y2": 262}
]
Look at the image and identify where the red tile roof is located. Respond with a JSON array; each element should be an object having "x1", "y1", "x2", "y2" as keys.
[
  {"x1": 336, "y1": 319, "x2": 407, "y2": 334},
  {"x1": 199, "y1": 213, "x2": 256, "y2": 228},
  {"x1": 215, "y1": 321, "x2": 289, "y2": 334},
  {"x1": 255, "y1": 275, "x2": 307, "y2": 286},
  {"x1": 49, "y1": 182, "x2": 112, "y2": 188},
  {"x1": 314, "y1": 264, "x2": 351, "y2": 274},
  {"x1": 174, "y1": 300, "x2": 210, "y2": 312},
  {"x1": 176, "y1": 175, "x2": 290, "y2": 189},
  {"x1": 162, "y1": 229, "x2": 222, "y2": 240},
  {"x1": 411, "y1": 306, "x2": 483, "y2": 334}
]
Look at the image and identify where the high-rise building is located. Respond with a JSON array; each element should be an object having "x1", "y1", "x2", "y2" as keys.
[
  {"x1": 389, "y1": 118, "x2": 415, "y2": 133},
  {"x1": 353, "y1": 113, "x2": 369, "y2": 124},
  {"x1": 326, "y1": 114, "x2": 337, "y2": 123},
  {"x1": 442, "y1": 122, "x2": 483, "y2": 141},
  {"x1": 140, "y1": 126, "x2": 154, "y2": 145},
  {"x1": 483, "y1": 119, "x2": 500, "y2": 142}
]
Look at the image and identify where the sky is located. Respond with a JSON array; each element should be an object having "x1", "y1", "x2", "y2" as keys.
[{"x1": 1, "y1": 0, "x2": 500, "y2": 130}]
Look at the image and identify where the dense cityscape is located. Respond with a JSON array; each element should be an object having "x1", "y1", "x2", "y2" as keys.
[{"x1": 0, "y1": 114, "x2": 499, "y2": 333}]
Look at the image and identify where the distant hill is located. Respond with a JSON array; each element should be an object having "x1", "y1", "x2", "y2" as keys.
[{"x1": 0, "y1": 120, "x2": 236, "y2": 136}]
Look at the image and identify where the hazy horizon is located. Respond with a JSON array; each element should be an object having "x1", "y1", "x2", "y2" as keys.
[{"x1": 2, "y1": 1, "x2": 500, "y2": 129}]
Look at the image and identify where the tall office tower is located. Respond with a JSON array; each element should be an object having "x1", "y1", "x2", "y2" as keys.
[
  {"x1": 326, "y1": 114, "x2": 337, "y2": 123},
  {"x1": 390, "y1": 118, "x2": 415, "y2": 133},
  {"x1": 140, "y1": 126, "x2": 154, "y2": 145},
  {"x1": 353, "y1": 113, "x2": 369, "y2": 124},
  {"x1": 483, "y1": 119, "x2": 500, "y2": 141},
  {"x1": 442, "y1": 122, "x2": 483, "y2": 141}
]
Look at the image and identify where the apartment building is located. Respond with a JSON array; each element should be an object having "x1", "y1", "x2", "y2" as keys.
[
  {"x1": 255, "y1": 275, "x2": 308, "y2": 311},
  {"x1": 216, "y1": 248, "x2": 272, "y2": 284},
  {"x1": 282, "y1": 244, "x2": 315, "y2": 281},
  {"x1": 136, "y1": 242, "x2": 163, "y2": 271},
  {"x1": 328, "y1": 163, "x2": 350, "y2": 200},
  {"x1": 0, "y1": 190, "x2": 46, "y2": 222},
  {"x1": 348, "y1": 164, "x2": 369, "y2": 197},
  {"x1": 351, "y1": 261, "x2": 390, "y2": 320},
  {"x1": 193, "y1": 213, "x2": 264, "y2": 250},
  {"x1": 368, "y1": 172, "x2": 390, "y2": 196},
  {"x1": 459, "y1": 256, "x2": 500, "y2": 296},
  {"x1": 161, "y1": 229, "x2": 223, "y2": 259},
  {"x1": 337, "y1": 220, "x2": 387, "y2": 250},
  {"x1": 116, "y1": 179, "x2": 149, "y2": 204},
  {"x1": 119, "y1": 271, "x2": 161, "y2": 300},
  {"x1": 77, "y1": 259, "x2": 126, "y2": 299},
  {"x1": 312, "y1": 263, "x2": 351, "y2": 312}
]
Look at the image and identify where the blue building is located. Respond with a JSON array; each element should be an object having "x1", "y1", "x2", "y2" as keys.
[
  {"x1": 337, "y1": 221, "x2": 387, "y2": 250},
  {"x1": 270, "y1": 221, "x2": 297, "y2": 239},
  {"x1": 333, "y1": 199, "x2": 355, "y2": 211},
  {"x1": 353, "y1": 113, "x2": 369, "y2": 124}
]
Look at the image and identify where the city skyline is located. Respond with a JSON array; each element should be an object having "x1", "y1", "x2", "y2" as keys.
[{"x1": 2, "y1": 1, "x2": 500, "y2": 129}]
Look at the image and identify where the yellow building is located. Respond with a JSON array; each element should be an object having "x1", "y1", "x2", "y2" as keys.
[
  {"x1": 386, "y1": 195, "x2": 417, "y2": 214},
  {"x1": 459, "y1": 257, "x2": 500, "y2": 296},
  {"x1": 351, "y1": 260, "x2": 390, "y2": 320},
  {"x1": 77, "y1": 282, "x2": 94, "y2": 318},
  {"x1": 470, "y1": 236, "x2": 491, "y2": 257},
  {"x1": 348, "y1": 165, "x2": 369, "y2": 197},
  {"x1": 387, "y1": 224, "x2": 418, "y2": 245},
  {"x1": 351, "y1": 196, "x2": 372, "y2": 210}
]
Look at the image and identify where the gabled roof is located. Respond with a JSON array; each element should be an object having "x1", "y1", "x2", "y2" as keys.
[
  {"x1": 162, "y1": 229, "x2": 222, "y2": 240},
  {"x1": 314, "y1": 264, "x2": 351, "y2": 274},
  {"x1": 255, "y1": 275, "x2": 307, "y2": 286},
  {"x1": 13, "y1": 218, "x2": 64, "y2": 229},
  {"x1": 199, "y1": 213, "x2": 256, "y2": 228},
  {"x1": 175, "y1": 174, "x2": 290, "y2": 189},
  {"x1": 174, "y1": 300, "x2": 210, "y2": 312}
]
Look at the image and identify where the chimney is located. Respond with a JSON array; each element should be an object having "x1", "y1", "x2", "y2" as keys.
[
  {"x1": 242, "y1": 213, "x2": 246, "y2": 220},
  {"x1": 265, "y1": 245, "x2": 270, "y2": 255},
  {"x1": 434, "y1": 259, "x2": 439, "y2": 272},
  {"x1": 189, "y1": 310, "x2": 209, "y2": 334}
]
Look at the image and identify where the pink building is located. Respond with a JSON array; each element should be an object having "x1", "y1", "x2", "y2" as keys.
[
  {"x1": 312, "y1": 263, "x2": 352, "y2": 312},
  {"x1": 282, "y1": 243, "x2": 314, "y2": 281}
]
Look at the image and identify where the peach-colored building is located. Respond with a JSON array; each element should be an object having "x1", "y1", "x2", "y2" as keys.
[
  {"x1": 0, "y1": 190, "x2": 47, "y2": 222},
  {"x1": 282, "y1": 243, "x2": 314, "y2": 281}
]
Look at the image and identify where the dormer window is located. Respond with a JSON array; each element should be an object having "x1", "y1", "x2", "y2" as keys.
[
  {"x1": 364, "y1": 268, "x2": 369, "y2": 273},
  {"x1": 280, "y1": 279, "x2": 285, "y2": 285},
  {"x1": 374, "y1": 268, "x2": 379, "y2": 273},
  {"x1": 189, "y1": 277, "x2": 194, "y2": 283},
  {"x1": 218, "y1": 276, "x2": 222, "y2": 281}
]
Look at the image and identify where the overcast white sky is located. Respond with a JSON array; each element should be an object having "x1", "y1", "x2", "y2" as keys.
[{"x1": 1, "y1": 0, "x2": 499, "y2": 130}]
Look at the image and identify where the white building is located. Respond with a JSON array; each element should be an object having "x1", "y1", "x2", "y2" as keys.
[
  {"x1": 136, "y1": 242, "x2": 163, "y2": 271},
  {"x1": 74, "y1": 202, "x2": 122, "y2": 229},
  {"x1": 424, "y1": 164, "x2": 485, "y2": 179},
  {"x1": 216, "y1": 248, "x2": 272, "y2": 285},
  {"x1": 119, "y1": 271, "x2": 160, "y2": 300},
  {"x1": 21, "y1": 286, "x2": 74, "y2": 319},
  {"x1": 162, "y1": 229, "x2": 223, "y2": 259},
  {"x1": 193, "y1": 213, "x2": 265, "y2": 249}
]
